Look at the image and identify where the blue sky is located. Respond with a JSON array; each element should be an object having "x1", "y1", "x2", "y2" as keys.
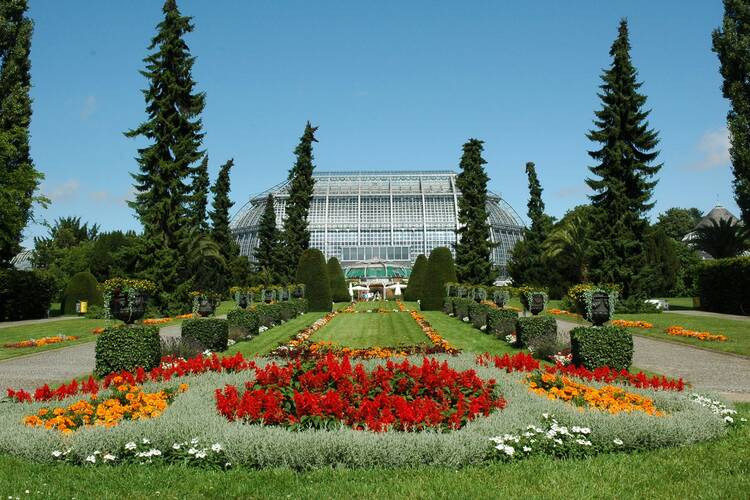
[{"x1": 23, "y1": 0, "x2": 733, "y2": 246}]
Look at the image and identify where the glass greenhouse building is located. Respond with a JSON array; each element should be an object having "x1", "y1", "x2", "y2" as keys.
[{"x1": 231, "y1": 171, "x2": 525, "y2": 278}]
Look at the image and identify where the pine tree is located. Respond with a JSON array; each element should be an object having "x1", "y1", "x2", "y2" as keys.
[
  {"x1": 210, "y1": 158, "x2": 236, "y2": 263},
  {"x1": 714, "y1": 0, "x2": 750, "y2": 224},
  {"x1": 0, "y1": 0, "x2": 45, "y2": 266},
  {"x1": 327, "y1": 257, "x2": 350, "y2": 302},
  {"x1": 189, "y1": 155, "x2": 210, "y2": 232},
  {"x1": 254, "y1": 194, "x2": 282, "y2": 281},
  {"x1": 454, "y1": 139, "x2": 495, "y2": 284},
  {"x1": 125, "y1": 0, "x2": 206, "y2": 300},
  {"x1": 281, "y1": 122, "x2": 317, "y2": 281},
  {"x1": 585, "y1": 19, "x2": 661, "y2": 296},
  {"x1": 404, "y1": 254, "x2": 427, "y2": 301}
]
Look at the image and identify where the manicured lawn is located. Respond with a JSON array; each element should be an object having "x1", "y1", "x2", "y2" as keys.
[
  {"x1": 420, "y1": 311, "x2": 517, "y2": 356},
  {"x1": 214, "y1": 300, "x2": 236, "y2": 316},
  {"x1": 224, "y1": 312, "x2": 326, "y2": 357},
  {"x1": 0, "y1": 318, "x2": 113, "y2": 361},
  {"x1": 0, "y1": 404, "x2": 746, "y2": 499},
  {"x1": 314, "y1": 311, "x2": 427, "y2": 348}
]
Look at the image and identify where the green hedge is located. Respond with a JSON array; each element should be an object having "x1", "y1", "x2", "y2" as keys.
[
  {"x1": 442, "y1": 297, "x2": 455, "y2": 314},
  {"x1": 327, "y1": 257, "x2": 350, "y2": 303},
  {"x1": 570, "y1": 326, "x2": 633, "y2": 371},
  {"x1": 487, "y1": 308, "x2": 518, "y2": 337},
  {"x1": 452, "y1": 298, "x2": 473, "y2": 319},
  {"x1": 227, "y1": 299, "x2": 308, "y2": 340},
  {"x1": 421, "y1": 247, "x2": 457, "y2": 311},
  {"x1": 95, "y1": 325, "x2": 161, "y2": 376},
  {"x1": 0, "y1": 270, "x2": 55, "y2": 321},
  {"x1": 515, "y1": 316, "x2": 557, "y2": 348},
  {"x1": 404, "y1": 254, "x2": 427, "y2": 301},
  {"x1": 698, "y1": 256, "x2": 750, "y2": 315},
  {"x1": 62, "y1": 270, "x2": 103, "y2": 315},
  {"x1": 227, "y1": 308, "x2": 258, "y2": 339},
  {"x1": 181, "y1": 318, "x2": 229, "y2": 352},
  {"x1": 296, "y1": 249, "x2": 332, "y2": 312},
  {"x1": 468, "y1": 302, "x2": 489, "y2": 329}
]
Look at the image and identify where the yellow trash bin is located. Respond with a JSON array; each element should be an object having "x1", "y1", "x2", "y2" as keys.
[{"x1": 80, "y1": 301, "x2": 88, "y2": 314}]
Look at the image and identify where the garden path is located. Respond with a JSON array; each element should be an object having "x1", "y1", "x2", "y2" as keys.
[
  {"x1": 0, "y1": 316, "x2": 82, "y2": 329},
  {"x1": 556, "y1": 319, "x2": 750, "y2": 402}
]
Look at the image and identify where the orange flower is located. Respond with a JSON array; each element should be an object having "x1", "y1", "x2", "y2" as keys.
[
  {"x1": 612, "y1": 319, "x2": 653, "y2": 329},
  {"x1": 665, "y1": 325, "x2": 727, "y2": 342}
]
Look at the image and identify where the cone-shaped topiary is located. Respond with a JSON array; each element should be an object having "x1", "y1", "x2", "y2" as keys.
[
  {"x1": 295, "y1": 249, "x2": 331, "y2": 312},
  {"x1": 327, "y1": 257, "x2": 350, "y2": 303},
  {"x1": 404, "y1": 254, "x2": 427, "y2": 301},
  {"x1": 421, "y1": 247, "x2": 457, "y2": 310},
  {"x1": 62, "y1": 271, "x2": 103, "y2": 315}
]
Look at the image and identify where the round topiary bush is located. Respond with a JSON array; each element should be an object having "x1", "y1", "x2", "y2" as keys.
[
  {"x1": 62, "y1": 271, "x2": 103, "y2": 315},
  {"x1": 421, "y1": 247, "x2": 457, "y2": 311},
  {"x1": 327, "y1": 257, "x2": 350, "y2": 303},
  {"x1": 295, "y1": 249, "x2": 332, "y2": 312},
  {"x1": 404, "y1": 254, "x2": 427, "y2": 301}
]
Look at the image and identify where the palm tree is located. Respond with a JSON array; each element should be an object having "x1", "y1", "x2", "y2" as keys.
[
  {"x1": 542, "y1": 215, "x2": 590, "y2": 282},
  {"x1": 692, "y1": 218, "x2": 748, "y2": 259}
]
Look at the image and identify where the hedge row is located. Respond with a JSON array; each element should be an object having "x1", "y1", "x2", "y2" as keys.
[
  {"x1": 570, "y1": 326, "x2": 633, "y2": 371},
  {"x1": 698, "y1": 256, "x2": 750, "y2": 315},
  {"x1": 95, "y1": 325, "x2": 161, "y2": 377},
  {"x1": 182, "y1": 318, "x2": 229, "y2": 352},
  {"x1": 515, "y1": 317, "x2": 557, "y2": 348},
  {"x1": 0, "y1": 270, "x2": 55, "y2": 322},
  {"x1": 227, "y1": 299, "x2": 307, "y2": 340},
  {"x1": 443, "y1": 297, "x2": 518, "y2": 338}
]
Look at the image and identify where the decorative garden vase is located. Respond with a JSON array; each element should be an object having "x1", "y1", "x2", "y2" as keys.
[
  {"x1": 263, "y1": 290, "x2": 274, "y2": 303},
  {"x1": 589, "y1": 291, "x2": 611, "y2": 326},
  {"x1": 493, "y1": 291, "x2": 507, "y2": 308},
  {"x1": 197, "y1": 298, "x2": 217, "y2": 317},
  {"x1": 292, "y1": 285, "x2": 304, "y2": 299},
  {"x1": 528, "y1": 292, "x2": 545, "y2": 316},
  {"x1": 473, "y1": 288, "x2": 485, "y2": 303},
  {"x1": 237, "y1": 295, "x2": 248, "y2": 309},
  {"x1": 280, "y1": 289, "x2": 290, "y2": 301},
  {"x1": 110, "y1": 292, "x2": 146, "y2": 324}
]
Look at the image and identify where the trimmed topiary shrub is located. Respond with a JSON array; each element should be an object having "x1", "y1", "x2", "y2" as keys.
[
  {"x1": 94, "y1": 325, "x2": 161, "y2": 376},
  {"x1": 421, "y1": 247, "x2": 457, "y2": 311},
  {"x1": 227, "y1": 308, "x2": 259, "y2": 339},
  {"x1": 256, "y1": 302, "x2": 282, "y2": 327},
  {"x1": 296, "y1": 249, "x2": 332, "y2": 312},
  {"x1": 404, "y1": 254, "x2": 428, "y2": 301},
  {"x1": 698, "y1": 256, "x2": 750, "y2": 315},
  {"x1": 182, "y1": 318, "x2": 229, "y2": 352},
  {"x1": 487, "y1": 308, "x2": 518, "y2": 337},
  {"x1": 62, "y1": 271, "x2": 103, "y2": 315},
  {"x1": 515, "y1": 316, "x2": 557, "y2": 348},
  {"x1": 452, "y1": 297, "x2": 473, "y2": 320},
  {"x1": 0, "y1": 269, "x2": 54, "y2": 321},
  {"x1": 327, "y1": 257, "x2": 350, "y2": 303},
  {"x1": 468, "y1": 302, "x2": 490, "y2": 329},
  {"x1": 570, "y1": 326, "x2": 633, "y2": 371}
]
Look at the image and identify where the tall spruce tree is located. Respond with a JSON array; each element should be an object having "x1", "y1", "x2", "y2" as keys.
[
  {"x1": 209, "y1": 158, "x2": 235, "y2": 263},
  {"x1": 454, "y1": 139, "x2": 495, "y2": 284},
  {"x1": 254, "y1": 194, "x2": 282, "y2": 281},
  {"x1": 281, "y1": 121, "x2": 317, "y2": 281},
  {"x1": 189, "y1": 155, "x2": 210, "y2": 232},
  {"x1": 0, "y1": 0, "x2": 44, "y2": 266},
  {"x1": 714, "y1": 0, "x2": 750, "y2": 224},
  {"x1": 586, "y1": 19, "x2": 661, "y2": 296},
  {"x1": 125, "y1": 0, "x2": 206, "y2": 299}
]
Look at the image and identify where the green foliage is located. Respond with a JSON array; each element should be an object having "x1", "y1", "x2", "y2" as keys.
[
  {"x1": 421, "y1": 247, "x2": 457, "y2": 311},
  {"x1": 94, "y1": 325, "x2": 161, "y2": 376},
  {"x1": 210, "y1": 159, "x2": 236, "y2": 263},
  {"x1": 442, "y1": 297, "x2": 455, "y2": 314},
  {"x1": 541, "y1": 205, "x2": 596, "y2": 295},
  {"x1": 0, "y1": 269, "x2": 54, "y2": 321},
  {"x1": 692, "y1": 218, "x2": 748, "y2": 259},
  {"x1": 254, "y1": 194, "x2": 283, "y2": 282},
  {"x1": 570, "y1": 326, "x2": 633, "y2": 371},
  {"x1": 281, "y1": 122, "x2": 318, "y2": 282},
  {"x1": 468, "y1": 302, "x2": 490, "y2": 329},
  {"x1": 641, "y1": 227, "x2": 682, "y2": 296},
  {"x1": 714, "y1": 1, "x2": 750, "y2": 224},
  {"x1": 585, "y1": 20, "x2": 661, "y2": 297},
  {"x1": 227, "y1": 299, "x2": 307, "y2": 340},
  {"x1": 486, "y1": 308, "x2": 518, "y2": 337},
  {"x1": 181, "y1": 318, "x2": 229, "y2": 352},
  {"x1": 61, "y1": 271, "x2": 103, "y2": 315},
  {"x1": 451, "y1": 297, "x2": 473, "y2": 319},
  {"x1": 327, "y1": 257, "x2": 350, "y2": 302},
  {"x1": 296, "y1": 249, "x2": 331, "y2": 312},
  {"x1": 227, "y1": 308, "x2": 259, "y2": 339},
  {"x1": 188, "y1": 155, "x2": 210, "y2": 232},
  {"x1": 698, "y1": 256, "x2": 750, "y2": 315},
  {"x1": 655, "y1": 207, "x2": 703, "y2": 240},
  {"x1": 515, "y1": 316, "x2": 557, "y2": 348},
  {"x1": 404, "y1": 254, "x2": 427, "y2": 301},
  {"x1": 160, "y1": 336, "x2": 204, "y2": 358},
  {"x1": 0, "y1": 0, "x2": 45, "y2": 266},
  {"x1": 454, "y1": 139, "x2": 495, "y2": 284},
  {"x1": 614, "y1": 296, "x2": 661, "y2": 314}
]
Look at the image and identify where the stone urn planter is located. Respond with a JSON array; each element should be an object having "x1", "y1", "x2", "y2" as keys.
[
  {"x1": 472, "y1": 287, "x2": 486, "y2": 303},
  {"x1": 521, "y1": 291, "x2": 546, "y2": 316},
  {"x1": 263, "y1": 289, "x2": 275, "y2": 303},
  {"x1": 110, "y1": 292, "x2": 147, "y2": 324},
  {"x1": 588, "y1": 291, "x2": 611, "y2": 326},
  {"x1": 493, "y1": 289, "x2": 509, "y2": 308},
  {"x1": 279, "y1": 288, "x2": 290, "y2": 301},
  {"x1": 197, "y1": 298, "x2": 218, "y2": 317},
  {"x1": 237, "y1": 294, "x2": 249, "y2": 309},
  {"x1": 292, "y1": 284, "x2": 305, "y2": 299}
]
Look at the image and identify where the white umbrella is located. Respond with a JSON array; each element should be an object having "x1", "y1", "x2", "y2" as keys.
[{"x1": 386, "y1": 282, "x2": 406, "y2": 296}]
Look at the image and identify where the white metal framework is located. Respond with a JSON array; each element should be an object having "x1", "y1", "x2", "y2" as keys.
[{"x1": 230, "y1": 171, "x2": 525, "y2": 277}]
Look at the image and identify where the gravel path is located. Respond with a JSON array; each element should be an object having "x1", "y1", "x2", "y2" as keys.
[
  {"x1": 556, "y1": 319, "x2": 750, "y2": 402},
  {"x1": 0, "y1": 316, "x2": 83, "y2": 329}
]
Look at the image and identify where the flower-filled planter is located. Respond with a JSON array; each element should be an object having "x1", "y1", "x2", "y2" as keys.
[
  {"x1": 457, "y1": 285, "x2": 468, "y2": 298},
  {"x1": 279, "y1": 287, "x2": 290, "y2": 302},
  {"x1": 229, "y1": 286, "x2": 251, "y2": 309},
  {"x1": 191, "y1": 291, "x2": 222, "y2": 317},
  {"x1": 262, "y1": 288, "x2": 275, "y2": 303},
  {"x1": 445, "y1": 282, "x2": 459, "y2": 298},
  {"x1": 472, "y1": 286, "x2": 487, "y2": 303},
  {"x1": 567, "y1": 284, "x2": 619, "y2": 326},
  {"x1": 492, "y1": 288, "x2": 510, "y2": 308},
  {"x1": 101, "y1": 278, "x2": 156, "y2": 324},
  {"x1": 519, "y1": 287, "x2": 547, "y2": 316},
  {"x1": 291, "y1": 283, "x2": 305, "y2": 299}
]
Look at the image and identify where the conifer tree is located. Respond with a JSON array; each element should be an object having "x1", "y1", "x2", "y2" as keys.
[
  {"x1": 454, "y1": 139, "x2": 495, "y2": 284},
  {"x1": 421, "y1": 247, "x2": 457, "y2": 311},
  {"x1": 209, "y1": 158, "x2": 235, "y2": 263},
  {"x1": 254, "y1": 194, "x2": 281, "y2": 281},
  {"x1": 125, "y1": 0, "x2": 205, "y2": 299},
  {"x1": 295, "y1": 248, "x2": 331, "y2": 312},
  {"x1": 281, "y1": 122, "x2": 317, "y2": 281},
  {"x1": 327, "y1": 257, "x2": 350, "y2": 302},
  {"x1": 585, "y1": 19, "x2": 661, "y2": 296},
  {"x1": 404, "y1": 254, "x2": 427, "y2": 301},
  {"x1": 189, "y1": 155, "x2": 210, "y2": 232},
  {"x1": 0, "y1": 0, "x2": 44, "y2": 266},
  {"x1": 714, "y1": 0, "x2": 750, "y2": 224}
]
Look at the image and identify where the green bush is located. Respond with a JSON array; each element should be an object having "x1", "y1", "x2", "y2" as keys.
[
  {"x1": 487, "y1": 308, "x2": 518, "y2": 337},
  {"x1": 452, "y1": 297, "x2": 473, "y2": 319},
  {"x1": 442, "y1": 297, "x2": 455, "y2": 314},
  {"x1": 227, "y1": 308, "x2": 259, "y2": 339},
  {"x1": 296, "y1": 249, "x2": 332, "y2": 312},
  {"x1": 404, "y1": 254, "x2": 428, "y2": 301},
  {"x1": 0, "y1": 269, "x2": 55, "y2": 321},
  {"x1": 94, "y1": 325, "x2": 161, "y2": 376},
  {"x1": 421, "y1": 247, "x2": 457, "y2": 311},
  {"x1": 570, "y1": 326, "x2": 633, "y2": 371},
  {"x1": 160, "y1": 336, "x2": 205, "y2": 358},
  {"x1": 62, "y1": 271, "x2": 103, "y2": 315},
  {"x1": 256, "y1": 302, "x2": 282, "y2": 327},
  {"x1": 181, "y1": 318, "x2": 229, "y2": 352},
  {"x1": 698, "y1": 256, "x2": 750, "y2": 315},
  {"x1": 468, "y1": 302, "x2": 490, "y2": 329},
  {"x1": 615, "y1": 295, "x2": 661, "y2": 314},
  {"x1": 515, "y1": 316, "x2": 557, "y2": 348},
  {"x1": 327, "y1": 257, "x2": 350, "y2": 303},
  {"x1": 84, "y1": 304, "x2": 105, "y2": 319}
]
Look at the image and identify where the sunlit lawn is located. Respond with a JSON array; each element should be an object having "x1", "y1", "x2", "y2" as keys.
[
  {"x1": 314, "y1": 310, "x2": 427, "y2": 348},
  {"x1": 224, "y1": 312, "x2": 327, "y2": 357},
  {"x1": 0, "y1": 318, "x2": 112, "y2": 361}
]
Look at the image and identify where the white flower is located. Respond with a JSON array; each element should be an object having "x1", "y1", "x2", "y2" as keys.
[
  {"x1": 553, "y1": 439, "x2": 563, "y2": 445},
  {"x1": 142, "y1": 438, "x2": 150, "y2": 445},
  {"x1": 191, "y1": 437, "x2": 200, "y2": 445},
  {"x1": 522, "y1": 446, "x2": 532, "y2": 452},
  {"x1": 613, "y1": 438, "x2": 624, "y2": 446},
  {"x1": 495, "y1": 444, "x2": 514, "y2": 456},
  {"x1": 480, "y1": 325, "x2": 487, "y2": 331},
  {"x1": 196, "y1": 450, "x2": 207, "y2": 459},
  {"x1": 187, "y1": 447, "x2": 197, "y2": 455},
  {"x1": 211, "y1": 443, "x2": 223, "y2": 453},
  {"x1": 51, "y1": 450, "x2": 62, "y2": 458},
  {"x1": 85, "y1": 455, "x2": 96, "y2": 464},
  {"x1": 202, "y1": 349, "x2": 212, "y2": 356},
  {"x1": 172, "y1": 443, "x2": 182, "y2": 450},
  {"x1": 150, "y1": 449, "x2": 162, "y2": 456},
  {"x1": 725, "y1": 416, "x2": 734, "y2": 423},
  {"x1": 542, "y1": 413, "x2": 549, "y2": 419},
  {"x1": 124, "y1": 442, "x2": 137, "y2": 450},
  {"x1": 227, "y1": 339, "x2": 236, "y2": 347},
  {"x1": 225, "y1": 462, "x2": 232, "y2": 467},
  {"x1": 103, "y1": 454, "x2": 116, "y2": 462},
  {"x1": 575, "y1": 439, "x2": 592, "y2": 446},
  {"x1": 462, "y1": 317, "x2": 469, "y2": 322}
]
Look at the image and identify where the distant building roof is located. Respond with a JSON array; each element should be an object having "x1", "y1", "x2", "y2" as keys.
[
  {"x1": 693, "y1": 205, "x2": 741, "y2": 230},
  {"x1": 10, "y1": 249, "x2": 33, "y2": 271}
]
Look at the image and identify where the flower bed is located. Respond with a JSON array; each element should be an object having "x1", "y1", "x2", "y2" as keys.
[
  {"x1": 548, "y1": 308, "x2": 580, "y2": 319},
  {"x1": 3, "y1": 335, "x2": 79, "y2": 348},
  {"x1": 665, "y1": 325, "x2": 727, "y2": 342},
  {"x1": 611, "y1": 319, "x2": 653, "y2": 328},
  {"x1": 304, "y1": 341, "x2": 454, "y2": 359},
  {"x1": 215, "y1": 354, "x2": 506, "y2": 431},
  {"x1": 545, "y1": 363, "x2": 685, "y2": 391},
  {"x1": 409, "y1": 310, "x2": 460, "y2": 354},
  {"x1": 527, "y1": 372, "x2": 663, "y2": 416},
  {"x1": 475, "y1": 352, "x2": 540, "y2": 373}
]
